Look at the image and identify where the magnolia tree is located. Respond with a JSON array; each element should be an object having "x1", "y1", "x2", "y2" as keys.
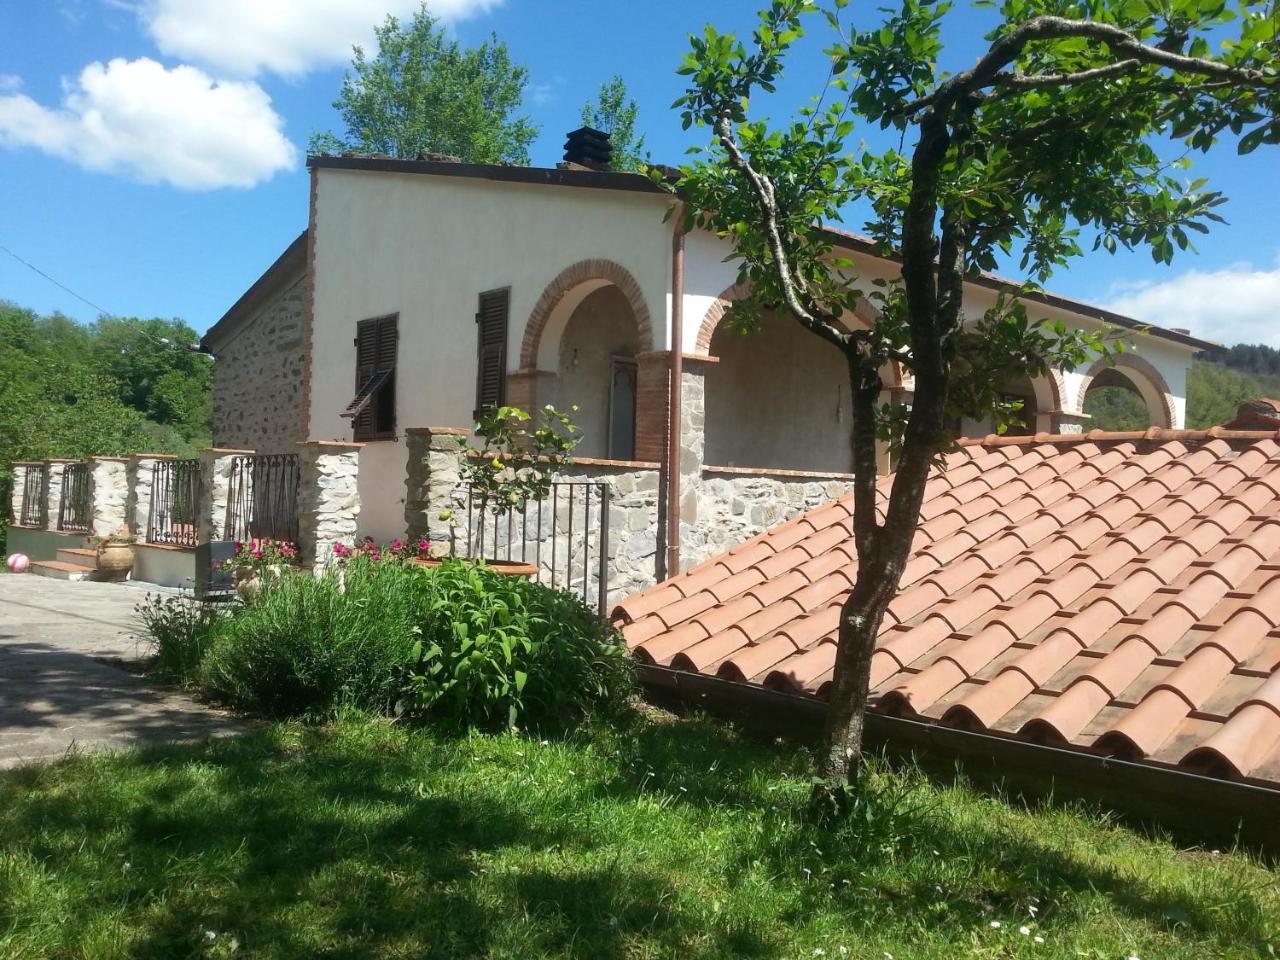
[{"x1": 672, "y1": 0, "x2": 1277, "y2": 799}]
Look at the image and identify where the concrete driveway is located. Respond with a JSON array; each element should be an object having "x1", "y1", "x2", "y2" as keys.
[{"x1": 0, "y1": 574, "x2": 244, "y2": 769}]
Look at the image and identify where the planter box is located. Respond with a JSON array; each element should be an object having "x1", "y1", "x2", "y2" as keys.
[{"x1": 409, "y1": 557, "x2": 540, "y2": 579}]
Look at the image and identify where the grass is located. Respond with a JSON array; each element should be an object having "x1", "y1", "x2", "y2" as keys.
[{"x1": 1, "y1": 713, "x2": 1276, "y2": 960}]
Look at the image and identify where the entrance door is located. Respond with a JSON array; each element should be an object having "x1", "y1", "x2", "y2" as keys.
[{"x1": 607, "y1": 357, "x2": 637, "y2": 460}]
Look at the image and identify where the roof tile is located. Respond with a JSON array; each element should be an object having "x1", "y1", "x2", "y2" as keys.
[{"x1": 618, "y1": 430, "x2": 1280, "y2": 790}]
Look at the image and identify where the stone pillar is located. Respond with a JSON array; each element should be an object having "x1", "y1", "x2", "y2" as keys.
[
  {"x1": 197, "y1": 448, "x2": 253, "y2": 543},
  {"x1": 296, "y1": 441, "x2": 362, "y2": 571},
  {"x1": 634, "y1": 351, "x2": 671, "y2": 464},
  {"x1": 44, "y1": 459, "x2": 74, "y2": 532},
  {"x1": 677, "y1": 358, "x2": 714, "y2": 571},
  {"x1": 128, "y1": 454, "x2": 175, "y2": 540},
  {"x1": 405, "y1": 427, "x2": 469, "y2": 555},
  {"x1": 88, "y1": 457, "x2": 130, "y2": 540},
  {"x1": 1050, "y1": 410, "x2": 1090, "y2": 435}
]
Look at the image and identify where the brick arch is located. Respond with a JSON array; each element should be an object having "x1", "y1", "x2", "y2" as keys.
[
  {"x1": 520, "y1": 259, "x2": 653, "y2": 370},
  {"x1": 695, "y1": 283, "x2": 753, "y2": 353},
  {"x1": 1077, "y1": 354, "x2": 1177, "y2": 429}
]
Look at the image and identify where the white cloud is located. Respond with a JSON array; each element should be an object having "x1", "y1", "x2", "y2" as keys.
[
  {"x1": 1107, "y1": 254, "x2": 1280, "y2": 347},
  {"x1": 0, "y1": 75, "x2": 21, "y2": 93},
  {"x1": 0, "y1": 57, "x2": 297, "y2": 189},
  {"x1": 138, "y1": 0, "x2": 504, "y2": 78}
]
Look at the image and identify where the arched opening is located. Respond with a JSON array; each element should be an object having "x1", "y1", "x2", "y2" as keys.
[
  {"x1": 705, "y1": 311, "x2": 854, "y2": 473},
  {"x1": 1078, "y1": 357, "x2": 1175, "y2": 430},
  {"x1": 1082, "y1": 368, "x2": 1158, "y2": 430},
  {"x1": 541, "y1": 286, "x2": 643, "y2": 460}
]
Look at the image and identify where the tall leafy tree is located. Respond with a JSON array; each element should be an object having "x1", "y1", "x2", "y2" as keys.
[
  {"x1": 673, "y1": 0, "x2": 1277, "y2": 801},
  {"x1": 311, "y1": 4, "x2": 539, "y2": 164},
  {"x1": 581, "y1": 75, "x2": 647, "y2": 170}
]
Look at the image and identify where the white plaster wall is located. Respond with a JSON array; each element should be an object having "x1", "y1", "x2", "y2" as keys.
[
  {"x1": 309, "y1": 169, "x2": 674, "y2": 536},
  {"x1": 133, "y1": 545, "x2": 197, "y2": 589},
  {"x1": 705, "y1": 313, "x2": 854, "y2": 473},
  {"x1": 357, "y1": 441, "x2": 409, "y2": 543}
]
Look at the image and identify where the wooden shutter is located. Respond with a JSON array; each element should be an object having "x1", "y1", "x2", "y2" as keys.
[
  {"x1": 373, "y1": 315, "x2": 397, "y2": 435},
  {"x1": 350, "y1": 314, "x2": 397, "y2": 440},
  {"x1": 352, "y1": 318, "x2": 379, "y2": 439},
  {"x1": 475, "y1": 289, "x2": 509, "y2": 418}
]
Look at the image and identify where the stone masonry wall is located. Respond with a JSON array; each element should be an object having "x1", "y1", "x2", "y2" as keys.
[
  {"x1": 210, "y1": 273, "x2": 307, "y2": 454},
  {"x1": 687, "y1": 467, "x2": 857, "y2": 569}
]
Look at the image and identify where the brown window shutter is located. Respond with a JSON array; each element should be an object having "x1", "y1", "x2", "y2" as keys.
[
  {"x1": 349, "y1": 314, "x2": 397, "y2": 440},
  {"x1": 374, "y1": 315, "x2": 398, "y2": 435},
  {"x1": 353, "y1": 318, "x2": 379, "y2": 439},
  {"x1": 475, "y1": 288, "x2": 509, "y2": 418}
]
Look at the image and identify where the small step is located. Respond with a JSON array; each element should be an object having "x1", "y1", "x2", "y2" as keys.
[
  {"x1": 28, "y1": 560, "x2": 94, "y2": 582},
  {"x1": 56, "y1": 547, "x2": 99, "y2": 570}
]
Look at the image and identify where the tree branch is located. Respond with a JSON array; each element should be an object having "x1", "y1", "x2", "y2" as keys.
[
  {"x1": 900, "y1": 15, "x2": 1274, "y2": 117},
  {"x1": 994, "y1": 58, "x2": 1140, "y2": 89},
  {"x1": 713, "y1": 113, "x2": 853, "y2": 353}
]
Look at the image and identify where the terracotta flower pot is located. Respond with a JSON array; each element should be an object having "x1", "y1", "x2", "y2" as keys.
[
  {"x1": 410, "y1": 557, "x2": 540, "y2": 579},
  {"x1": 96, "y1": 543, "x2": 134, "y2": 576}
]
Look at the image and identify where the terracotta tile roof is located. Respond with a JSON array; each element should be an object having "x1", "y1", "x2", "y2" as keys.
[{"x1": 614, "y1": 428, "x2": 1280, "y2": 790}]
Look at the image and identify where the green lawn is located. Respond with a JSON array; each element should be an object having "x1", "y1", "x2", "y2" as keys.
[{"x1": 1, "y1": 714, "x2": 1276, "y2": 960}]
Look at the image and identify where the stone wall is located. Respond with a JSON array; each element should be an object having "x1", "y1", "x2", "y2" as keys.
[
  {"x1": 88, "y1": 457, "x2": 130, "y2": 540},
  {"x1": 690, "y1": 466, "x2": 857, "y2": 567},
  {"x1": 297, "y1": 442, "x2": 362, "y2": 570},
  {"x1": 209, "y1": 272, "x2": 307, "y2": 454}
]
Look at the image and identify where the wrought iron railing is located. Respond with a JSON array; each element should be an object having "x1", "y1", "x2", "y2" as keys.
[
  {"x1": 57, "y1": 462, "x2": 91, "y2": 533},
  {"x1": 460, "y1": 482, "x2": 612, "y2": 617},
  {"x1": 20, "y1": 467, "x2": 45, "y2": 526},
  {"x1": 148, "y1": 459, "x2": 200, "y2": 547},
  {"x1": 226, "y1": 454, "x2": 300, "y2": 545}
]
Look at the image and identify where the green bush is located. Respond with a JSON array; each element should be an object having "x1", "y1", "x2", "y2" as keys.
[
  {"x1": 405, "y1": 559, "x2": 632, "y2": 731},
  {"x1": 136, "y1": 592, "x2": 224, "y2": 682},
  {"x1": 197, "y1": 559, "x2": 426, "y2": 718},
  {"x1": 144, "y1": 557, "x2": 632, "y2": 731}
]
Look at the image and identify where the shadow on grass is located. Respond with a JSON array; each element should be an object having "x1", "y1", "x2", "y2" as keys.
[
  {"x1": 2, "y1": 716, "x2": 1275, "y2": 959},
  {"x1": 587, "y1": 715, "x2": 1279, "y2": 954}
]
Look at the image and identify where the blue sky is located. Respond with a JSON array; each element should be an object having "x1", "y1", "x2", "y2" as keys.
[{"x1": 1, "y1": 0, "x2": 1277, "y2": 345}]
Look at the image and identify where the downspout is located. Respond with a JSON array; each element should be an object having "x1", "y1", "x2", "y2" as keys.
[{"x1": 664, "y1": 212, "x2": 687, "y2": 580}]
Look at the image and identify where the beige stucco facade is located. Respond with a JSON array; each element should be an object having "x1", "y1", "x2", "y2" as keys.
[{"x1": 207, "y1": 158, "x2": 1205, "y2": 547}]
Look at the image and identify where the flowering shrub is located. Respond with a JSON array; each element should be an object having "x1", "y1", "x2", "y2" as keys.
[
  {"x1": 227, "y1": 539, "x2": 300, "y2": 573},
  {"x1": 332, "y1": 536, "x2": 431, "y2": 564}
]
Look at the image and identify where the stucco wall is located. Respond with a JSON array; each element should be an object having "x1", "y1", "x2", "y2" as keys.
[
  {"x1": 705, "y1": 312, "x2": 854, "y2": 473},
  {"x1": 209, "y1": 272, "x2": 308, "y2": 453},
  {"x1": 308, "y1": 169, "x2": 674, "y2": 526}
]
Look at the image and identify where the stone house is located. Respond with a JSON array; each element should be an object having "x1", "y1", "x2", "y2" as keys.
[{"x1": 202, "y1": 150, "x2": 1211, "y2": 593}]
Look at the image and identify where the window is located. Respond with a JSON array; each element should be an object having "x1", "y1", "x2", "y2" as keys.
[
  {"x1": 342, "y1": 314, "x2": 397, "y2": 440},
  {"x1": 475, "y1": 288, "x2": 509, "y2": 418},
  {"x1": 607, "y1": 356, "x2": 637, "y2": 460}
]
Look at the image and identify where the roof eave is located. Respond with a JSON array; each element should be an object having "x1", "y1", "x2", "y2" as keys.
[{"x1": 201, "y1": 229, "x2": 309, "y2": 351}]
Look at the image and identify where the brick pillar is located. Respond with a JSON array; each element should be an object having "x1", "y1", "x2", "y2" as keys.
[
  {"x1": 197, "y1": 448, "x2": 253, "y2": 543},
  {"x1": 44, "y1": 459, "x2": 74, "y2": 532},
  {"x1": 88, "y1": 457, "x2": 130, "y2": 540},
  {"x1": 404, "y1": 427, "x2": 469, "y2": 555},
  {"x1": 9, "y1": 463, "x2": 28, "y2": 525},
  {"x1": 634, "y1": 351, "x2": 670, "y2": 464},
  {"x1": 128, "y1": 454, "x2": 175, "y2": 540},
  {"x1": 506, "y1": 369, "x2": 556, "y2": 416},
  {"x1": 297, "y1": 441, "x2": 362, "y2": 571}
]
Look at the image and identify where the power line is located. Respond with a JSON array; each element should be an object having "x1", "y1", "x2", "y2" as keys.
[
  {"x1": 0, "y1": 242, "x2": 203, "y2": 353},
  {"x1": 0, "y1": 243, "x2": 114, "y2": 317}
]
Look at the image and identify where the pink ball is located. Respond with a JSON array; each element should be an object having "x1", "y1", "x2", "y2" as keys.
[{"x1": 6, "y1": 553, "x2": 29, "y2": 573}]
